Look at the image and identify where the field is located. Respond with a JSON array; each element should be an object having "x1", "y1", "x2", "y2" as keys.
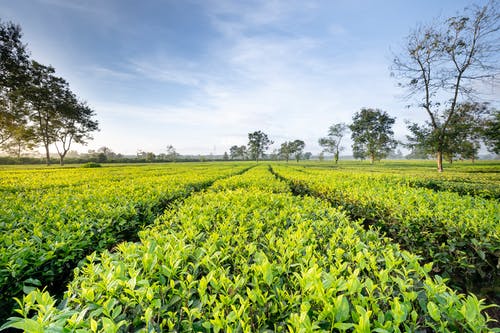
[{"x1": 0, "y1": 161, "x2": 498, "y2": 332}]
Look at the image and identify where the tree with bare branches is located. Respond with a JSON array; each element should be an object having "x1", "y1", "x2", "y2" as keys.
[{"x1": 392, "y1": 1, "x2": 499, "y2": 171}]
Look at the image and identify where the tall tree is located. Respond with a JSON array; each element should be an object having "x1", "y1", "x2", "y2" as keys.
[
  {"x1": 166, "y1": 145, "x2": 177, "y2": 162},
  {"x1": 279, "y1": 140, "x2": 306, "y2": 162},
  {"x1": 0, "y1": 20, "x2": 29, "y2": 90},
  {"x1": 318, "y1": 123, "x2": 347, "y2": 164},
  {"x1": 229, "y1": 145, "x2": 247, "y2": 160},
  {"x1": 22, "y1": 61, "x2": 71, "y2": 165},
  {"x1": 349, "y1": 108, "x2": 397, "y2": 164},
  {"x1": 290, "y1": 139, "x2": 305, "y2": 162},
  {"x1": 279, "y1": 141, "x2": 292, "y2": 162},
  {"x1": 247, "y1": 130, "x2": 273, "y2": 162},
  {"x1": 392, "y1": 1, "x2": 499, "y2": 171},
  {"x1": 54, "y1": 95, "x2": 99, "y2": 166},
  {"x1": 1, "y1": 22, "x2": 99, "y2": 163},
  {"x1": 0, "y1": 21, "x2": 31, "y2": 151}
]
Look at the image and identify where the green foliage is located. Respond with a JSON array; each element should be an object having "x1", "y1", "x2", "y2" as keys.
[
  {"x1": 279, "y1": 140, "x2": 305, "y2": 163},
  {"x1": 273, "y1": 165, "x2": 500, "y2": 293},
  {"x1": 0, "y1": 21, "x2": 99, "y2": 164},
  {"x1": 483, "y1": 109, "x2": 500, "y2": 155},
  {"x1": 406, "y1": 103, "x2": 492, "y2": 163},
  {"x1": 392, "y1": 1, "x2": 499, "y2": 171},
  {"x1": 349, "y1": 108, "x2": 397, "y2": 163},
  {"x1": 229, "y1": 145, "x2": 247, "y2": 160},
  {"x1": 2, "y1": 165, "x2": 497, "y2": 331},
  {"x1": 0, "y1": 163, "x2": 248, "y2": 321},
  {"x1": 247, "y1": 131, "x2": 273, "y2": 162},
  {"x1": 318, "y1": 123, "x2": 347, "y2": 164}
]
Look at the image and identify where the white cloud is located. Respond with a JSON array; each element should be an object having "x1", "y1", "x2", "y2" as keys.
[
  {"x1": 23, "y1": 0, "x2": 440, "y2": 156},
  {"x1": 79, "y1": 0, "x2": 418, "y2": 155}
]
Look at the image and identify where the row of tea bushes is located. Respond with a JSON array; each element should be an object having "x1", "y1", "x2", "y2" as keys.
[
  {"x1": 0, "y1": 163, "x2": 248, "y2": 320},
  {"x1": 3, "y1": 166, "x2": 495, "y2": 332},
  {"x1": 271, "y1": 165, "x2": 500, "y2": 293}
]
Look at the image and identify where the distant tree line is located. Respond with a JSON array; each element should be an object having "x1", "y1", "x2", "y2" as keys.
[
  {"x1": 0, "y1": 20, "x2": 99, "y2": 165},
  {"x1": 1, "y1": 2, "x2": 498, "y2": 171}
]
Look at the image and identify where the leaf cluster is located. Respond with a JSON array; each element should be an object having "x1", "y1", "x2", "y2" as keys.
[
  {"x1": 274, "y1": 165, "x2": 500, "y2": 294},
  {"x1": 0, "y1": 163, "x2": 248, "y2": 322},
  {"x1": 3, "y1": 165, "x2": 496, "y2": 332}
]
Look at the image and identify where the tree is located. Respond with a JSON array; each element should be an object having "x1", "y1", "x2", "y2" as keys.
[
  {"x1": 247, "y1": 130, "x2": 273, "y2": 162},
  {"x1": 318, "y1": 123, "x2": 347, "y2": 164},
  {"x1": 229, "y1": 146, "x2": 237, "y2": 160},
  {"x1": 406, "y1": 102, "x2": 490, "y2": 163},
  {"x1": 229, "y1": 145, "x2": 247, "y2": 160},
  {"x1": 2, "y1": 21, "x2": 99, "y2": 165},
  {"x1": 2, "y1": 123, "x2": 35, "y2": 159},
  {"x1": 444, "y1": 102, "x2": 487, "y2": 163},
  {"x1": 0, "y1": 21, "x2": 31, "y2": 152},
  {"x1": 145, "y1": 152, "x2": 156, "y2": 162},
  {"x1": 54, "y1": 96, "x2": 99, "y2": 166},
  {"x1": 279, "y1": 141, "x2": 292, "y2": 162},
  {"x1": 22, "y1": 61, "x2": 71, "y2": 165},
  {"x1": 392, "y1": 1, "x2": 499, "y2": 171},
  {"x1": 223, "y1": 151, "x2": 229, "y2": 160},
  {"x1": 0, "y1": 20, "x2": 29, "y2": 89},
  {"x1": 166, "y1": 145, "x2": 177, "y2": 162},
  {"x1": 0, "y1": 94, "x2": 32, "y2": 151},
  {"x1": 482, "y1": 109, "x2": 500, "y2": 154},
  {"x1": 279, "y1": 140, "x2": 305, "y2": 162},
  {"x1": 92, "y1": 146, "x2": 116, "y2": 162},
  {"x1": 290, "y1": 139, "x2": 305, "y2": 162},
  {"x1": 349, "y1": 108, "x2": 397, "y2": 164}
]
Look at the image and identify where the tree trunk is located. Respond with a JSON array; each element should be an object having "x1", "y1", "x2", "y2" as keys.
[
  {"x1": 437, "y1": 151, "x2": 443, "y2": 172},
  {"x1": 44, "y1": 143, "x2": 50, "y2": 165},
  {"x1": 59, "y1": 150, "x2": 68, "y2": 166},
  {"x1": 334, "y1": 151, "x2": 339, "y2": 164},
  {"x1": 370, "y1": 154, "x2": 375, "y2": 164}
]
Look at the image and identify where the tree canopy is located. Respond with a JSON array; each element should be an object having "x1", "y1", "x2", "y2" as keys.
[
  {"x1": 350, "y1": 108, "x2": 397, "y2": 164},
  {"x1": 0, "y1": 20, "x2": 99, "y2": 164},
  {"x1": 248, "y1": 131, "x2": 273, "y2": 162},
  {"x1": 392, "y1": 1, "x2": 499, "y2": 171},
  {"x1": 318, "y1": 123, "x2": 347, "y2": 164}
]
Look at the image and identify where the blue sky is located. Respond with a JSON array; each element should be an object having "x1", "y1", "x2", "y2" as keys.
[{"x1": 1, "y1": 0, "x2": 496, "y2": 155}]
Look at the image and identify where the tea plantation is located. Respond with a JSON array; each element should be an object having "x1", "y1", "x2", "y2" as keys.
[{"x1": 0, "y1": 162, "x2": 498, "y2": 332}]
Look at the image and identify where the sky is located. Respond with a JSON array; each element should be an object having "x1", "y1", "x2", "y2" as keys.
[{"x1": 0, "y1": 0, "x2": 497, "y2": 156}]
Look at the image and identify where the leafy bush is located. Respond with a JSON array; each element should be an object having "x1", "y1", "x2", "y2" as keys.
[
  {"x1": 272, "y1": 165, "x2": 500, "y2": 294},
  {"x1": 0, "y1": 163, "x2": 248, "y2": 322},
  {"x1": 2, "y1": 166, "x2": 496, "y2": 332}
]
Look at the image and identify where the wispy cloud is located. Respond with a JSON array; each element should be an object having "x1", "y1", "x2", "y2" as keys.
[
  {"x1": 19, "y1": 0, "x2": 446, "y2": 155},
  {"x1": 127, "y1": 58, "x2": 206, "y2": 87},
  {"x1": 82, "y1": 0, "x2": 407, "y2": 154},
  {"x1": 35, "y1": 0, "x2": 105, "y2": 15},
  {"x1": 86, "y1": 66, "x2": 136, "y2": 80}
]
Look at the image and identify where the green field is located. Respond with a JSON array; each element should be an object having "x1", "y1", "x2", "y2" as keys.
[{"x1": 0, "y1": 161, "x2": 498, "y2": 332}]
